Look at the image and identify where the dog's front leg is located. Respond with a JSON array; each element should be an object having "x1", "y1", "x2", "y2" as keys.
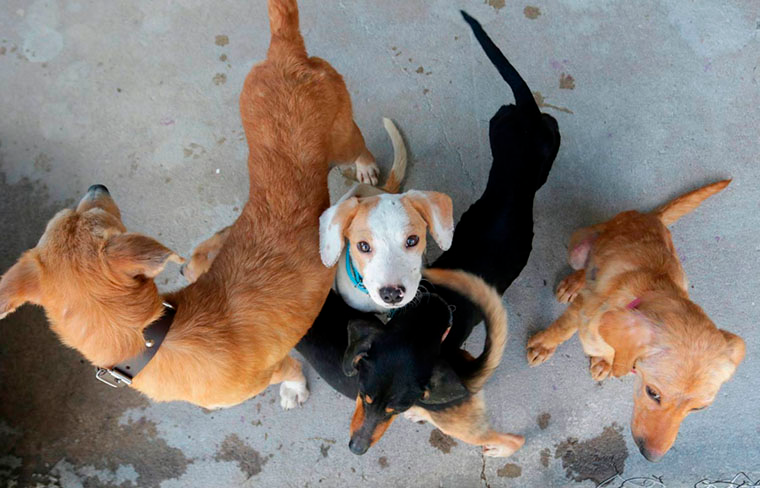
[
  {"x1": 269, "y1": 355, "x2": 310, "y2": 410},
  {"x1": 526, "y1": 295, "x2": 584, "y2": 366}
]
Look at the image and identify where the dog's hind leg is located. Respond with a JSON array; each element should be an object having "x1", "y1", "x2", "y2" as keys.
[
  {"x1": 328, "y1": 107, "x2": 379, "y2": 186},
  {"x1": 556, "y1": 269, "x2": 585, "y2": 304},
  {"x1": 181, "y1": 226, "x2": 231, "y2": 283},
  {"x1": 269, "y1": 355, "x2": 310, "y2": 410},
  {"x1": 419, "y1": 393, "x2": 524, "y2": 457},
  {"x1": 527, "y1": 294, "x2": 584, "y2": 366}
]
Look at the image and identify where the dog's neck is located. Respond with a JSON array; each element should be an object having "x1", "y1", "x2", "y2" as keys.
[{"x1": 47, "y1": 290, "x2": 167, "y2": 369}]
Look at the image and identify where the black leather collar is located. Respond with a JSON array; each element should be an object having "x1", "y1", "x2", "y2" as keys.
[{"x1": 95, "y1": 302, "x2": 175, "y2": 388}]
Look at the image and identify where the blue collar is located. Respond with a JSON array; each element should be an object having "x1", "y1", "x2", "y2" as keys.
[{"x1": 345, "y1": 245, "x2": 369, "y2": 295}]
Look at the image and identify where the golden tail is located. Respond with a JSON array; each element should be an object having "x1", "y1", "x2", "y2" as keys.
[
  {"x1": 654, "y1": 179, "x2": 731, "y2": 226},
  {"x1": 380, "y1": 118, "x2": 408, "y2": 193},
  {"x1": 267, "y1": 0, "x2": 307, "y2": 60}
]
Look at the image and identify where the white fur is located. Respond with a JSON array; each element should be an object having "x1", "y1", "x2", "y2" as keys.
[
  {"x1": 319, "y1": 193, "x2": 358, "y2": 267},
  {"x1": 280, "y1": 380, "x2": 309, "y2": 410}
]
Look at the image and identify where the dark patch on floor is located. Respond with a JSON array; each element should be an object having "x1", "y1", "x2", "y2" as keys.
[
  {"x1": 428, "y1": 429, "x2": 457, "y2": 454},
  {"x1": 485, "y1": 0, "x2": 506, "y2": 10},
  {"x1": 215, "y1": 434, "x2": 267, "y2": 478},
  {"x1": 524, "y1": 6, "x2": 541, "y2": 19},
  {"x1": 537, "y1": 412, "x2": 551, "y2": 430},
  {"x1": 0, "y1": 174, "x2": 190, "y2": 488},
  {"x1": 559, "y1": 73, "x2": 576, "y2": 90},
  {"x1": 555, "y1": 423, "x2": 628, "y2": 484},
  {"x1": 497, "y1": 463, "x2": 522, "y2": 478},
  {"x1": 320, "y1": 443, "x2": 331, "y2": 458},
  {"x1": 540, "y1": 447, "x2": 551, "y2": 468},
  {"x1": 214, "y1": 35, "x2": 229, "y2": 46},
  {"x1": 378, "y1": 456, "x2": 388, "y2": 469}
]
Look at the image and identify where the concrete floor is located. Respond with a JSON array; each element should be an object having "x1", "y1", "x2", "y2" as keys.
[{"x1": 1, "y1": 0, "x2": 759, "y2": 486}]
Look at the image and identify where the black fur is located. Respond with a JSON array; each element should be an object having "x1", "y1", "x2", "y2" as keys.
[{"x1": 296, "y1": 11, "x2": 560, "y2": 454}]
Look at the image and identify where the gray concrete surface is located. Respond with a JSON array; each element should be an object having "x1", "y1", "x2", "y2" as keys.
[{"x1": 1, "y1": 0, "x2": 759, "y2": 486}]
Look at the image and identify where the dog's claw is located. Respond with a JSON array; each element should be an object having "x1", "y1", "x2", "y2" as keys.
[
  {"x1": 356, "y1": 162, "x2": 380, "y2": 186},
  {"x1": 556, "y1": 271, "x2": 585, "y2": 304},
  {"x1": 526, "y1": 334, "x2": 556, "y2": 366},
  {"x1": 589, "y1": 357, "x2": 611, "y2": 381},
  {"x1": 279, "y1": 380, "x2": 310, "y2": 410}
]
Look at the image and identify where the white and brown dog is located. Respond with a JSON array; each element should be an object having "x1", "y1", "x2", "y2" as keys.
[{"x1": 319, "y1": 120, "x2": 454, "y2": 314}]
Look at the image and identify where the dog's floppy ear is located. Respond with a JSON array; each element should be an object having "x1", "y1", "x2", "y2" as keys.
[
  {"x1": 599, "y1": 309, "x2": 657, "y2": 377},
  {"x1": 419, "y1": 359, "x2": 469, "y2": 405},
  {"x1": 319, "y1": 196, "x2": 359, "y2": 267},
  {"x1": 343, "y1": 318, "x2": 382, "y2": 377},
  {"x1": 403, "y1": 190, "x2": 454, "y2": 250},
  {"x1": 105, "y1": 233, "x2": 184, "y2": 279},
  {"x1": 0, "y1": 254, "x2": 41, "y2": 320}
]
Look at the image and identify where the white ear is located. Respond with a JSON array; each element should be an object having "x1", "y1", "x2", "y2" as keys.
[
  {"x1": 319, "y1": 197, "x2": 359, "y2": 267},
  {"x1": 403, "y1": 190, "x2": 454, "y2": 250}
]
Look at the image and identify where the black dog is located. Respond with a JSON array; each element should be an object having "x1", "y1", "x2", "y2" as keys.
[{"x1": 296, "y1": 11, "x2": 560, "y2": 456}]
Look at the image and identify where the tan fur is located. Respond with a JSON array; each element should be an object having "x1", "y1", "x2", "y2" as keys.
[
  {"x1": 0, "y1": 0, "x2": 376, "y2": 409},
  {"x1": 526, "y1": 180, "x2": 744, "y2": 460},
  {"x1": 422, "y1": 268, "x2": 508, "y2": 393}
]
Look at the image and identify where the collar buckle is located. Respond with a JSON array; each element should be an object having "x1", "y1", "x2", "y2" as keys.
[{"x1": 95, "y1": 367, "x2": 132, "y2": 388}]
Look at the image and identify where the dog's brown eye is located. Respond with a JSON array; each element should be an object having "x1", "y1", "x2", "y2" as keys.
[
  {"x1": 406, "y1": 235, "x2": 419, "y2": 248},
  {"x1": 357, "y1": 241, "x2": 371, "y2": 253},
  {"x1": 646, "y1": 385, "x2": 661, "y2": 404}
]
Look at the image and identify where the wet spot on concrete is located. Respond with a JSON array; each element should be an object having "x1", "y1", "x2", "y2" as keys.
[
  {"x1": 559, "y1": 73, "x2": 575, "y2": 90},
  {"x1": 423, "y1": 88, "x2": 429, "y2": 94},
  {"x1": 215, "y1": 434, "x2": 267, "y2": 477},
  {"x1": 220, "y1": 54, "x2": 227, "y2": 62},
  {"x1": 497, "y1": 463, "x2": 522, "y2": 478},
  {"x1": 524, "y1": 6, "x2": 541, "y2": 19},
  {"x1": 378, "y1": 456, "x2": 389, "y2": 468},
  {"x1": 537, "y1": 412, "x2": 551, "y2": 430},
  {"x1": 555, "y1": 423, "x2": 628, "y2": 484},
  {"x1": 485, "y1": 0, "x2": 506, "y2": 10},
  {"x1": 416, "y1": 66, "x2": 424, "y2": 74},
  {"x1": 213, "y1": 73, "x2": 227, "y2": 85},
  {"x1": 215, "y1": 35, "x2": 229, "y2": 46},
  {"x1": 540, "y1": 448, "x2": 551, "y2": 467},
  {"x1": 533, "y1": 91, "x2": 573, "y2": 114},
  {"x1": 33, "y1": 153, "x2": 52, "y2": 173},
  {"x1": 429, "y1": 429, "x2": 457, "y2": 453},
  {"x1": 320, "y1": 444, "x2": 331, "y2": 458}
]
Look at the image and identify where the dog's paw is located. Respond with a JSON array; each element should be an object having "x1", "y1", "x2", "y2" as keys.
[
  {"x1": 483, "y1": 435, "x2": 524, "y2": 458},
  {"x1": 356, "y1": 161, "x2": 379, "y2": 186},
  {"x1": 556, "y1": 271, "x2": 585, "y2": 304},
  {"x1": 279, "y1": 380, "x2": 309, "y2": 410},
  {"x1": 403, "y1": 410, "x2": 427, "y2": 424},
  {"x1": 526, "y1": 334, "x2": 557, "y2": 366},
  {"x1": 589, "y1": 356, "x2": 611, "y2": 381}
]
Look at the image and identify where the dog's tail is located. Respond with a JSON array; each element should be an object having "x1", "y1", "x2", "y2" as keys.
[
  {"x1": 422, "y1": 268, "x2": 507, "y2": 393},
  {"x1": 654, "y1": 179, "x2": 731, "y2": 226},
  {"x1": 380, "y1": 118, "x2": 408, "y2": 193},
  {"x1": 267, "y1": 0, "x2": 307, "y2": 60},
  {"x1": 461, "y1": 11, "x2": 539, "y2": 116}
]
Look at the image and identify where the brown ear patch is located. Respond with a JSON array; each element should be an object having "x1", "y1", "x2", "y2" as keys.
[
  {"x1": 403, "y1": 191, "x2": 454, "y2": 250},
  {"x1": 105, "y1": 233, "x2": 183, "y2": 279}
]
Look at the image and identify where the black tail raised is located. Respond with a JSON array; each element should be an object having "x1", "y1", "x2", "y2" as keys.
[{"x1": 461, "y1": 11, "x2": 539, "y2": 116}]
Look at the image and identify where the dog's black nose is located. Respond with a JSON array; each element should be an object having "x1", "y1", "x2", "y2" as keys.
[
  {"x1": 379, "y1": 286, "x2": 405, "y2": 304},
  {"x1": 635, "y1": 436, "x2": 663, "y2": 462},
  {"x1": 348, "y1": 437, "x2": 369, "y2": 455},
  {"x1": 87, "y1": 184, "x2": 110, "y2": 195}
]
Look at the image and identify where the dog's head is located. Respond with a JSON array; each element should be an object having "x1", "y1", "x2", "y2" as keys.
[
  {"x1": 341, "y1": 294, "x2": 468, "y2": 455},
  {"x1": 319, "y1": 190, "x2": 453, "y2": 310},
  {"x1": 601, "y1": 301, "x2": 745, "y2": 462},
  {"x1": 0, "y1": 185, "x2": 182, "y2": 355}
]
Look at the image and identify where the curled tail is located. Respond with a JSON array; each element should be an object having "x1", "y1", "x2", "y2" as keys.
[
  {"x1": 422, "y1": 268, "x2": 508, "y2": 393},
  {"x1": 380, "y1": 118, "x2": 408, "y2": 193},
  {"x1": 461, "y1": 11, "x2": 539, "y2": 116},
  {"x1": 267, "y1": 0, "x2": 307, "y2": 60},
  {"x1": 654, "y1": 179, "x2": 730, "y2": 226}
]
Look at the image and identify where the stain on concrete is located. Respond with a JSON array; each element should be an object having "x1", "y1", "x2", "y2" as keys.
[
  {"x1": 0, "y1": 47, "x2": 5, "y2": 55},
  {"x1": 429, "y1": 429, "x2": 457, "y2": 454},
  {"x1": 485, "y1": 0, "x2": 506, "y2": 10},
  {"x1": 559, "y1": 73, "x2": 575, "y2": 90},
  {"x1": 213, "y1": 73, "x2": 227, "y2": 85},
  {"x1": 524, "y1": 6, "x2": 541, "y2": 19},
  {"x1": 533, "y1": 91, "x2": 573, "y2": 114},
  {"x1": 33, "y1": 153, "x2": 52, "y2": 173},
  {"x1": 416, "y1": 66, "x2": 424, "y2": 74},
  {"x1": 540, "y1": 447, "x2": 551, "y2": 467},
  {"x1": 320, "y1": 443, "x2": 331, "y2": 458},
  {"x1": 184, "y1": 143, "x2": 206, "y2": 159},
  {"x1": 215, "y1": 34, "x2": 229, "y2": 46},
  {"x1": 215, "y1": 434, "x2": 267, "y2": 478},
  {"x1": 378, "y1": 456, "x2": 389, "y2": 468},
  {"x1": 555, "y1": 423, "x2": 628, "y2": 484},
  {"x1": 497, "y1": 463, "x2": 522, "y2": 478},
  {"x1": 219, "y1": 54, "x2": 227, "y2": 62},
  {"x1": 537, "y1": 412, "x2": 551, "y2": 430}
]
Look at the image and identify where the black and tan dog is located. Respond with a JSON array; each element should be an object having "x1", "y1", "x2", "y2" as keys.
[{"x1": 296, "y1": 11, "x2": 560, "y2": 456}]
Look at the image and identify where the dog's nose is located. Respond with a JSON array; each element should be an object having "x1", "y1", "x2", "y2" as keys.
[
  {"x1": 379, "y1": 286, "x2": 405, "y2": 304},
  {"x1": 348, "y1": 437, "x2": 369, "y2": 455},
  {"x1": 634, "y1": 436, "x2": 664, "y2": 462},
  {"x1": 87, "y1": 184, "x2": 110, "y2": 195}
]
